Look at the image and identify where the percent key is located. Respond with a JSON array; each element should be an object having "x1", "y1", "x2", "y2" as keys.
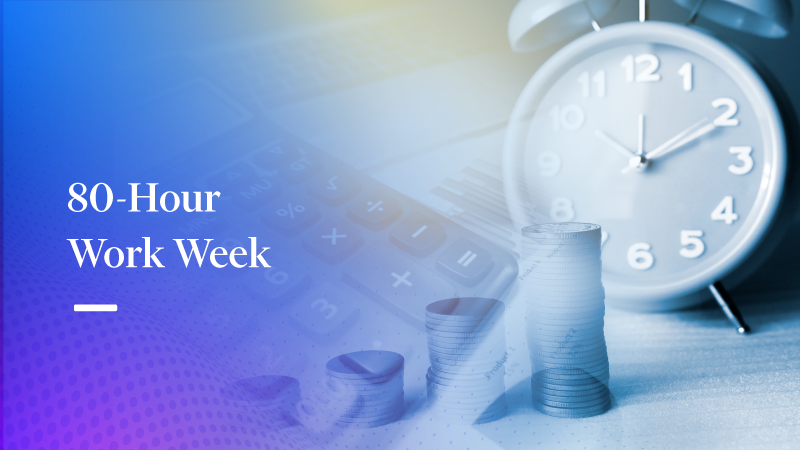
[{"x1": 262, "y1": 195, "x2": 321, "y2": 236}]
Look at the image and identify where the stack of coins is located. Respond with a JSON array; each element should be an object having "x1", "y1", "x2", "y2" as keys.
[
  {"x1": 425, "y1": 297, "x2": 508, "y2": 424},
  {"x1": 220, "y1": 375, "x2": 302, "y2": 429},
  {"x1": 324, "y1": 350, "x2": 405, "y2": 428},
  {"x1": 518, "y1": 223, "x2": 610, "y2": 418}
]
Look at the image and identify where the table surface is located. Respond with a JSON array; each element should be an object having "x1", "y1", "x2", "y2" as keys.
[{"x1": 341, "y1": 229, "x2": 800, "y2": 450}]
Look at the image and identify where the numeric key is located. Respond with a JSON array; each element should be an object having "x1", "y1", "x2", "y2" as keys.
[{"x1": 288, "y1": 283, "x2": 359, "y2": 340}]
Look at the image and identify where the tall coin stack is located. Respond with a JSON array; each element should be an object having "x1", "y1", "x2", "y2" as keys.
[
  {"x1": 425, "y1": 297, "x2": 508, "y2": 424},
  {"x1": 324, "y1": 350, "x2": 405, "y2": 428},
  {"x1": 518, "y1": 223, "x2": 611, "y2": 418}
]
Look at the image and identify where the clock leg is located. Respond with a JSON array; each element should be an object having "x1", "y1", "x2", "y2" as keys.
[{"x1": 708, "y1": 282, "x2": 750, "y2": 334}]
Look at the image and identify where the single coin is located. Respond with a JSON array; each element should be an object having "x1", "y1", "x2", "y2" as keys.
[
  {"x1": 326, "y1": 372, "x2": 403, "y2": 386},
  {"x1": 426, "y1": 316, "x2": 502, "y2": 327},
  {"x1": 425, "y1": 341, "x2": 506, "y2": 354},
  {"x1": 333, "y1": 412, "x2": 402, "y2": 428},
  {"x1": 533, "y1": 383, "x2": 608, "y2": 397},
  {"x1": 533, "y1": 374, "x2": 610, "y2": 387},
  {"x1": 426, "y1": 369, "x2": 503, "y2": 385},
  {"x1": 430, "y1": 362, "x2": 494, "y2": 374},
  {"x1": 532, "y1": 342, "x2": 607, "y2": 356},
  {"x1": 519, "y1": 247, "x2": 601, "y2": 258},
  {"x1": 426, "y1": 328, "x2": 500, "y2": 339},
  {"x1": 326, "y1": 378, "x2": 404, "y2": 393},
  {"x1": 425, "y1": 322, "x2": 504, "y2": 333},
  {"x1": 534, "y1": 349, "x2": 608, "y2": 363},
  {"x1": 533, "y1": 360, "x2": 608, "y2": 374},
  {"x1": 426, "y1": 298, "x2": 505, "y2": 320},
  {"x1": 426, "y1": 345, "x2": 503, "y2": 357},
  {"x1": 533, "y1": 355, "x2": 608, "y2": 369},
  {"x1": 521, "y1": 222, "x2": 601, "y2": 236},
  {"x1": 426, "y1": 381, "x2": 504, "y2": 395},
  {"x1": 426, "y1": 386, "x2": 504, "y2": 399},
  {"x1": 525, "y1": 315, "x2": 605, "y2": 327},
  {"x1": 426, "y1": 334, "x2": 506, "y2": 345},
  {"x1": 532, "y1": 399, "x2": 610, "y2": 417},
  {"x1": 532, "y1": 378, "x2": 608, "y2": 392},
  {"x1": 326, "y1": 351, "x2": 404, "y2": 380},
  {"x1": 324, "y1": 390, "x2": 400, "y2": 402},
  {"x1": 330, "y1": 402, "x2": 404, "y2": 419},
  {"x1": 534, "y1": 393, "x2": 609, "y2": 409},
  {"x1": 533, "y1": 367, "x2": 609, "y2": 380}
]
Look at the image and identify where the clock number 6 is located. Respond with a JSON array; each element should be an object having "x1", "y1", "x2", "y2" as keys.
[
  {"x1": 627, "y1": 243, "x2": 654, "y2": 270},
  {"x1": 679, "y1": 230, "x2": 705, "y2": 259}
]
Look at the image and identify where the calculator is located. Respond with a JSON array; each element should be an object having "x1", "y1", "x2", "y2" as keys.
[{"x1": 156, "y1": 117, "x2": 518, "y2": 346}]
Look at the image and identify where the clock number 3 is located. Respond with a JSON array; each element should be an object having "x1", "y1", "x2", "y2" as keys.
[{"x1": 728, "y1": 146, "x2": 754, "y2": 175}]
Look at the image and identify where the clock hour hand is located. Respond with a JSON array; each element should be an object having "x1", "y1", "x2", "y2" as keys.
[{"x1": 594, "y1": 130, "x2": 636, "y2": 159}]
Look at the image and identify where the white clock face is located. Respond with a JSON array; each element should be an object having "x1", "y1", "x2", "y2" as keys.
[{"x1": 504, "y1": 22, "x2": 786, "y2": 310}]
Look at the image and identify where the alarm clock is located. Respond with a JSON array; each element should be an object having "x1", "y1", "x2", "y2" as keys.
[{"x1": 503, "y1": 0, "x2": 796, "y2": 312}]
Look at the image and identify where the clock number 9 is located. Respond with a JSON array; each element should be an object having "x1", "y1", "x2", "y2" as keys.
[
  {"x1": 679, "y1": 230, "x2": 705, "y2": 259},
  {"x1": 537, "y1": 152, "x2": 561, "y2": 177},
  {"x1": 627, "y1": 243, "x2": 654, "y2": 270}
]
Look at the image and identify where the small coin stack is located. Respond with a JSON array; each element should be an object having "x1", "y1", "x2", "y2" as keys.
[
  {"x1": 425, "y1": 297, "x2": 508, "y2": 424},
  {"x1": 324, "y1": 350, "x2": 405, "y2": 428},
  {"x1": 518, "y1": 223, "x2": 611, "y2": 418},
  {"x1": 220, "y1": 375, "x2": 302, "y2": 429}
]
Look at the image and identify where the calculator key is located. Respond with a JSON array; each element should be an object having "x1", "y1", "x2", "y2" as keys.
[
  {"x1": 262, "y1": 195, "x2": 321, "y2": 236},
  {"x1": 346, "y1": 189, "x2": 403, "y2": 230},
  {"x1": 436, "y1": 237, "x2": 493, "y2": 286},
  {"x1": 230, "y1": 176, "x2": 282, "y2": 211},
  {"x1": 306, "y1": 170, "x2": 361, "y2": 206},
  {"x1": 343, "y1": 241, "x2": 456, "y2": 324},
  {"x1": 253, "y1": 141, "x2": 301, "y2": 169},
  {"x1": 303, "y1": 216, "x2": 363, "y2": 264},
  {"x1": 279, "y1": 154, "x2": 324, "y2": 184},
  {"x1": 207, "y1": 162, "x2": 258, "y2": 191},
  {"x1": 389, "y1": 212, "x2": 446, "y2": 257},
  {"x1": 288, "y1": 283, "x2": 359, "y2": 339},
  {"x1": 243, "y1": 260, "x2": 312, "y2": 309}
]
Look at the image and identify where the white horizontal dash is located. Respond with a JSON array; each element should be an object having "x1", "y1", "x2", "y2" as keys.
[
  {"x1": 74, "y1": 304, "x2": 118, "y2": 312},
  {"x1": 116, "y1": 199, "x2": 126, "y2": 202}
]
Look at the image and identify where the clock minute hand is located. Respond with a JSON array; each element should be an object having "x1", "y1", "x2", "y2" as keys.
[{"x1": 645, "y1": 118, "x2": 714, "y2": 160}]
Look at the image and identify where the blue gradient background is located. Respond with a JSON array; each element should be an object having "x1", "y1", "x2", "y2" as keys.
[{"x1": 5, "y1": 1, "x2": 800, "y2": 450}]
